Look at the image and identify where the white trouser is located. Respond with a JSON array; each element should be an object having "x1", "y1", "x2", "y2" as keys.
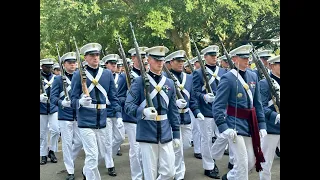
[
  {"x1": 198, "y1": 117, "x2": 218, "y2": 170},
  {"x1": 259, "y1": 134, "x2": 280, "y2": 180},
  {"x1": 174, "y1": 124, "x2": 192, "y2": 180},
  {"x1": 79, "y1": 127, "x2": 109, "y2": 180},
  {"x1": 104, "y1": 118, "x2": 114, "y2": 168},
  {"x1": 124, "y1": 122, "x2": 143, "y2": 180},
  {"x1": 211, "y1": 133, "x2": 234, "y2": 164},
  {"x1": 227, "y1": 135, "x2": 255, "y2": 180},
  {"x1": 59, "y1": 120, "x2": 83, "y2": 174},
  {"x1": 111, "y1": 117, "x2": 125, "y2": 156},
  {"x1": 190, "y1": 112, "x2": 201, "y2": 153},
  {"x1": 140, "y1": 141, "x2": 175, "y2": 180},
  {"x1": 40, "y1": 112, "x2": 60, "y2": 156}
]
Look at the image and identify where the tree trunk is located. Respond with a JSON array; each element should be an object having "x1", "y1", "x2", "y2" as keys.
[{"x1": 169, "y1": 28, "x2": 192, "y2": 58}]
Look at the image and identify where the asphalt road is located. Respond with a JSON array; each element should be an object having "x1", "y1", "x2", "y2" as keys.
[{"x1": 40, "y1": 140, "x2": 280, "y2": 180}]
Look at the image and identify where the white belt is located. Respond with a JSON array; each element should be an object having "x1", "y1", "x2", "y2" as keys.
[
  {"x1": 178, "y1": 108, "x2": 189, "y2": 114},
  {"x1": 144, "y1": 114, "x2": 167, "y2": 121},
  {"x1": 82, "y1": 104, "x2": 107, "y2": 109}
]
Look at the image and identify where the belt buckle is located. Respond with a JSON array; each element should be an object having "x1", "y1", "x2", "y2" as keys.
[
  {"x1": 156, "y1": 115, "x2": 160, "y2": 121},
  {"x1": 97, "y1": 104, "x2": 101, "y2": 109}
]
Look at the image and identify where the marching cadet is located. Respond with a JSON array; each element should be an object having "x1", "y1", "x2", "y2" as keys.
[
  {"x1": 99, "y1": 53, "x2": 124, "y2": 176},
  {"x1": 124, "y1": 46, "x2": 181, "y2": 180},
  {"x1": 193, "y1": 45, "x2": 227, "y2": 178},
  {"x1": 40, "y1": 58, "x2": 60, "y2": 165},
  {"x1": 183, "y1": 61, "x2": 193, "y2": 74},
  {"x1": 70, "y1": 43, "x2": 122, "y2": 180},
  {"x1": 52, "y1": 63, "x2": 61, "y2": 75},
  {"x1": 218, "y1": 55, "x2": 230, "y2": 70},
  {"x1": 254, "y1": 50, "x2": 273, "y2": 80},
  {"x1": 259, "y1": 55, "x2": 280, "y2": 180},
  {"x1": 164, "y1": 50, "x2": 204, "y2": 180},
  {"x1": 50, "y1": 52, "x2": 83, "y2": 180},
  {"x1": 117, "y1": 46, "x2": 148, "y2": 180},
  {"x1": 116, "y1": 59, "x2": 124, "y2": 74},
  {"x1": 212, "y1": 45, "x2": 267, "y2": 180},
  {"x1": 189, "y1": 56, "x2": 201, "y2": 70}
]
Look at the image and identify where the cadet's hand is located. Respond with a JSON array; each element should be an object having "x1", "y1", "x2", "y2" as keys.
[
  {"x1": 176, "y1": 99, "x2": 187, "y2": 109},
  {"x1": 79, "y1": 95, "x2": 92, "y2": 106},
  {"x1": 204, "y1": 93, "x2": 215, "y2": 103},
  {"x1": 173, "y1": 138, "x2": 180, "y2": 148},
  {"x1": 143, "y1": 107, "x2": 158, "y2": 120},
  {"x1": 259, "y1": 129, "x2": 267, "y2": 139},
  {"x1": 196, "y1": 113, "x2": 205, "y2": 121},
  {"x1": 221, "y1": 129, "x2": 237, "y2": 140},
  {"x1": 61, "y1": 98, "x2": 71, "y2": 107},
  {"x1": 275, "y1": 114, "x2": 280, "y2": 124},
  {"x1": 116, "y1": 118, "x2": 124, "y2": 128},
  {"x1": 40, "y1": 93, "x2": 48, "y2": 103}
]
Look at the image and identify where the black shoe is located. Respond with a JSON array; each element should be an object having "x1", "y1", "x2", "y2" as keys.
[
  {"x1": 40, "y1": 156, "x2": 47, "y2": 165},
  {"x1": 116, "y1": 149, "x2": 122, "y2": 156},
  {"x1": 228, "y1": 162, "x2": 234, "y2": 169},
  {"x1": 222, "y1": 173, "x2": 228, "y2": 180},
  {"x1": 212, "y1": 137, "x2": 217, "y2": 144},
  {"x1": 224, "y1": 149, "x2": 229, "y2": 155},
  {"x1": 48, "y1": 150, "x2": 58, "y2": 163},
  {"x1": 213, "y1": 163, "x2": 219, "y2": 174},
  {"x1": 194, "y1": 153, "x2": 202, "y2": 159},
  {"x1": 204, "y1": 169, "x2": 220, "y2": 179},
  {"x1": 275, "y1": 147, "x2": 280, "y2": 157},
  {"x1": 82, "y1": 171, "x2": 86, "y2": 180},
  {"x1": 191, "y1": 141, "x2": 194, "y2": 147},
  {"x1": 66, "y1": 174, "x2": 75, "y2": 180},
  {"x1": 108, "y1": 167, "x2": 117, "y2": 176}
]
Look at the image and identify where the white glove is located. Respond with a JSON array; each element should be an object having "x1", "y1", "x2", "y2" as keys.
[
  {"x1": 79, "y1": 95, "x2": 92, "y2": 106},
  {"x1": 221, "y1": 129, "x2": 237, "y2": 140},
  {"x1": 275, "y1": 114, "x2": 280, "y2": 124},
  {"x1": 176, "y1": 99, "x2": 187, "y2": 109},
  {"x1": 173, "y1": 139, "x2": 180, "y2": 148},
  {"x1": 61, "y1": 98, "x2": 71, "y2": 107},
  {"x1": 204, "y1": 93, "x2": 215, "y2": 103},
  {"x1": 143, "y1": 107, "x2": 158, "y2": 120},
  {"x1": 116, "y1": 118, "x2": 124, "y2": 128},
  {"x1": 40, "y1": 93, "x2": 48, "y2": 103},
  {"x1": 259, "y1": 129, "x2": 267, "y2": 139},
  {"x1": 196, "y1": 113, "x2": 205, "y2": 121}
]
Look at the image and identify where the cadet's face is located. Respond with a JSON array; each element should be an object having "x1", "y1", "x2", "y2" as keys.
[
  {"x1": 41, "y1": 65, "x2": 52, "y2": 74},
  {"x1": 148, "y1": 57, "x2": 164, "y2": 74},
  {"x1": 53, "y1": 69, "x2": 61, "y2": 75},
  {"x1": 204, "y1": 54, "x2": 217, "y2": 66},
  {"x1": 261, "y1": 57, "x2": 270, "y2": 68},
  {"x1": 132, "y1": 55, "x2": 147, "y2": 69},
  {"x1": 106, "y1": 62, "x2": 117, "y2": 73},
  {"x1": 165, "y1": 62, "x2": 171, "y2": 70},
  {"x1": 194, "y1": 62, "x2": 201, "y2": 69},
  {"x1": 221, "y1": 60, "x2": 229, "y2": 68},
  {"x1": 271, "y1": 63, "x2": 280, "y2": 77},
  {"x1": 170, "y1": 59, "x2": 184, "y2": 72},
  {"x1": 234, "y1": 56, "x2": 249, "y2": 70},
  {"x1": 63, "y1": 61, "x2": 77, "y2": 73},
  {"x1": 185, "y1": 66, "x2": 191, "y2": 74},
  {"x1": 85, "y1": 53, "x2": 100, "y2": 68}
]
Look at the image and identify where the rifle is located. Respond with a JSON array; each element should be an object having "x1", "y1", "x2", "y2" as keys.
[
  {"x1": 191, "y1": 35, "x2": 213, "y2": 94},
  {"x1": 162, "y1": 64, "x2": 185, "y2": 100},
  {"x1": 55, "y1": 44, "x2": 70, "y2": 101},
  {"x1": 117, "y1": 34, "x2": 132, "y2": 88},
  {"x1": 185, "y1": 55, "x2": 194, "y2": 73},
  {"x1": 129, "y1": 22, "x2": 154, "y2": 108},
  {"x1": 72, "y1": 36, "x2": 90, "y2": 96},
  {"x1": 250, "y1": 42, "x2": 280, "y2": 113},
  {"x1": 217, "y1": 36, "x2": 235, "y2": 69},
  {"x1": 40, "y1": 70, "x2": 46, "y2": 95}
]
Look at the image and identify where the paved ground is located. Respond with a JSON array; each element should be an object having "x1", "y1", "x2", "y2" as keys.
[{"x1": 40, "y1": 139, "x2": 280, "y2": 180}]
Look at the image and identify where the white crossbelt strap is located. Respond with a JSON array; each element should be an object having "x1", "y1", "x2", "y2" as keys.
[
  {"x1": 43, "y1": 75, "x2": 56, "y2": 90},
  {"x1": 230, "y1": 69, "x2": 253, "y2": 106},
  {"x1": 202, "y1": 66, "x2": 220, "y2": 91},
  {"x1": 59, "y1": 76, "x2": 72, "y2": 98},
  {"x1": 139, "y1": 74, "x2": 169, "y2": 108},
  {"x1": 114, "y1": 73, "x2": 119, "y2": 88},
  {"x1": 174, "y1": 72, "x2": 190, "y2": 100},
  {"x1": 131, "y1": 71, "x2": 139, "y2": 78},
  {"x1": 83, "y1": 68, "x2": 110, "y2": 105}
]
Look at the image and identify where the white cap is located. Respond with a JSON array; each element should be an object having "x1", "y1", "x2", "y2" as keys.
[
  {"x1": 80, "y1": 43, "x2": 102, "y2": 55},
  {"x1": 128, "y1": 47, "x2": 148, "y2": 56},
  {"x1": 53, "y1": 63, "x2": 60, "y2": 69},
  {"x1": 165, "y1": 50, "x2": 186, "y2": 62},
  {"x1": 61, "y1": 52, "x2": 77, "y2": 62},
  {"x1": 229, "y1": 45, "x2": 252, "y2": 58},
  {"x1": 218, "y1": 55, "x2": 227, "y2": 61},
  {"x1": 201, "y1": 45, "x2": 219, "y2": 56},
  {"x1": 117, "y1": 59, "x2": 123, "y2": 66},
  {"x1": 102, "y1": 54, "x2": 120, "y2": 63},
  {"x1": 257, "y1": 50, "x2": 272, "y2": 58},
  {"x1": 40, "y1": 58, "x2": 55, "y2": 65},
  {"x1": 145, "y1": 46, "x2": 169, "y2": 60},
  {"x1": 267, "y1": 55, "x2": 280, "y2": 64},
  {"x1": 190, "y1": 55, "x2": 204, "y2": 64}
]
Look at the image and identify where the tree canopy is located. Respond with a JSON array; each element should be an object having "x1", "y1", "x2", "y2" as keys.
[{"x1": 40, "y1": 0, "x2": 280, "y2": 61}]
